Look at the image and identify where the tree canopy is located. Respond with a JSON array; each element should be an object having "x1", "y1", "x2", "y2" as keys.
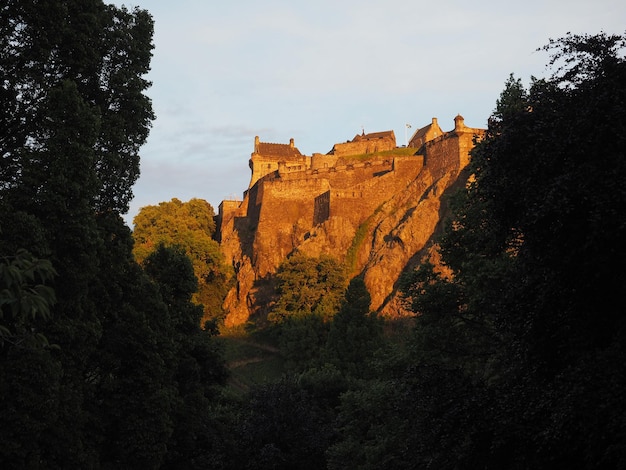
[
  {"x1": 269, "y1": 253, "x2": 346, "y2": 324},
  {"x1": 0, "y1": 3, "x2": 228, "y2": 467},
  {"x1": 387, "y1": 31, "x2": 626, "y2": 468},
  {"x1": 133, "y1": 198, "x2": 233, "y2": 325}
]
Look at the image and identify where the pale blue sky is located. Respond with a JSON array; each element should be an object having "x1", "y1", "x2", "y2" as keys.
[{"x1": 113, "y1": 0, "x2": 626, "y2": 226}]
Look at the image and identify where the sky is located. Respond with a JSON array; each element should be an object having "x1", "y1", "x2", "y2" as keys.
[{"x1": 112, "y1": 0, "x2": 626, "y2": 227}]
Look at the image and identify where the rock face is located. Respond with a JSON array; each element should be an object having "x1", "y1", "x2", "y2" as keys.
[{"x1": 217, "y1": 116, "x2": 484, "y2": 327}]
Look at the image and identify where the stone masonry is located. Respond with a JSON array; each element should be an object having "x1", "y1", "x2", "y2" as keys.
[{"x1": 217, "y1": 116, "x2": 484, "y2": 326}]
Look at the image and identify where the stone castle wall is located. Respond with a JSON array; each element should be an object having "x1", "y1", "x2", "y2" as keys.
[
  {"x1": 249, "y1": 153, "x2": 309, "y2": 188},
  {"x1": 217, "y1": 116, "x2": 485, "y2": 325},
  {"x1": 331, "y1": 137, "x2": 393, "y2": 157},
  {"x1": 330, "y1": 130, "x2": 396, "y2": 157},
  {"x1": 217, "y1": 117, "x2": 479, "y2": 247},
  {"x1": 252, "y1": 178, "x2": 331, "y2": 275},
  {"x1": 246, "y1": 154, "x2": 427, "y2": 275},
  {"x1": 311, "y1": 153, "x2": 340, "y2": 170},
  {"x1": 328, "y1": 156, "x2": 424, "y2": 226}
]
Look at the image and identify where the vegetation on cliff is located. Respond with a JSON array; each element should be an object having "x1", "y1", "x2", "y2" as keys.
[{"x1": 269, "y1": 253, "x2": 347, "y2": 324}]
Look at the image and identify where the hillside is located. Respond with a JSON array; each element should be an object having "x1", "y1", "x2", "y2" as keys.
[{"x1": 217, "y1": 115, "x2": 484, "y2": 326}]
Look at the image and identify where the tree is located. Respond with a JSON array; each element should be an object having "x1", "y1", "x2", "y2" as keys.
[
  {"x1": 0, "y1": 1, "x2": 157, "y2": 465},
  {"x1": 0, "y1": 249, "x2": 56, "y2": 349},
  {"x1": 0, "y1": 1, "x2": 154, "y2": 213},
  {"x1": 233, "y1": 375, "x2": 338, "y2": 470},
  {"x1": 133, "y1": 198, "x2": 233, "y2": 325},
  {"x1": 268, "y1": 253, "x2": 347, "y2": 370},
  {"x1": 82, "y1": 215, "x2": 180, "y2": 469},
  {"x1": 142, "y1": 245, "x2": 229, "y2": 469},
  {"x1": 269, "y1": 253, "x2": 346, "y2": 324},
  {"x1": 0, "y1": 249, "x2": 60, "y2": 467},
  {"x1": 396, "y1": 31, "x2": 626, "y2": 468},
  {"x1": 324, "y1": 276, "x2": 383, "y2": 378}
]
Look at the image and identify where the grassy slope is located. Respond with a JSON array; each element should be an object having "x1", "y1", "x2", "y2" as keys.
[{"x1": 217, "y1": 328, "x2": 286, "y2": 395}]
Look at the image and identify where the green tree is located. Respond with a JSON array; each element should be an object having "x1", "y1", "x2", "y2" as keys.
[
  {"x1": 324, "y1": 276, "x2": 383, "y2": 378},
  {"x1": 402, "y1": 32, "x2": 626, "y2": 468},
  {"x1": 233, "y1": 375, "x2": 339, "y2": 470},
  {"x1": 142, "y1": 245, "x2": 229, "y2": 469},
  {"x1": 0, "y1": 249, "x2": 57, "y2": 349},
  {"x1": 0, "y1": 249, "x2": 60, "y2": 467},
  {"x1": 133, "y1": 198, "x2": 233, "y2": 325},
  {"x1": 86, "y1": 215, "x2": 178, "y2": 469},
  {"x1": 0, "y1": 1, "x2": 156, "y2": 466},
  {"x1": 269, "y1": 253, "x2": 346, "y2": 324},
  {"x1": 268, "y1": 253, "x2": 346, "y2": 370}
]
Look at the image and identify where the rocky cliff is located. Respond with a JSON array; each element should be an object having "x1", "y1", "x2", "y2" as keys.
[{"x1": 217, "y1": 116, "x2": 484, "y2": 327}]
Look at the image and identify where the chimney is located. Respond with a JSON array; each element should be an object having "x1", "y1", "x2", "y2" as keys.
[
  {"x1": 254, "y1": 135, "x2": 260, "y2": 153},
  {"x1": 289, "y1": 138, "x2": 294, "y2": 149}
]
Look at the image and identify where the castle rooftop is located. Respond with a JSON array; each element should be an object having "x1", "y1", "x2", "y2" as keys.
[{"x1": 253, "y1": 136, "x2": 302, "y2": 158}]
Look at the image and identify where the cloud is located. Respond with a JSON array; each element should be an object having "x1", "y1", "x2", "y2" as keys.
[{"x1": 115, "y1": 0, "x2": 626, "y2": 227}]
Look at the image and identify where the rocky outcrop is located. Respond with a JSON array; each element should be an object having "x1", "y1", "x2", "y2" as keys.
[{"x1": 217, "y1": 116, "x2": 484, "y2": 327}]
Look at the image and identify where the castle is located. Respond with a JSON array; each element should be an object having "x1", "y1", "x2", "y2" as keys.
[{"x1": 217, "y1": 115, "x2": 484, "y2": 326}]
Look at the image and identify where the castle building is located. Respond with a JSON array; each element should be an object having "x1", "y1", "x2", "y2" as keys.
[
  {"x1": 329, "y1": 130, "x2": 397, "y2": 156},
  {"x1": 248, "y1": 136, "x2": 307, "y2": 188},
  {"x1": 408, "y1": 117, "x2": 443, "y2": 149},
  {"x1": 216, "y1": 115, "x2": 485, "y2": 326},
  {"x1": 217, "y1": 115, "x2": 483, "y2": 261}
]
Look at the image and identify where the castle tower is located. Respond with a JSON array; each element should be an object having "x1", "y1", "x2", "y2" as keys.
[
  {"x1": 454, "y1": 114, "x2": 465, "y2": 132},
  {"x1": 248, "y1": 136, "x2": 305, "y2": 188}
]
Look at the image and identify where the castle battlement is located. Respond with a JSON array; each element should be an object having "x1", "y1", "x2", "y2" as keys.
[
  {"x1": 217, "y1": 115, "x2": 486, "y2": 326},
  {"x1": 219, "y1": 116, "x2": 484, "y2": 229}
]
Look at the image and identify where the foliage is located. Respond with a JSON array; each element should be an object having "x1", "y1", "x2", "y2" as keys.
[
  {"x1": 89, "y1": 217, "x2": 178, "y2": 468},
  {"x1": 0, "y1": 249, "x2": 57, "y2": 348},
  {"x1": 142, "y1": 244, "x2": 229, "y2": 469},
  {"x1": 277, "y1": 313, "x2": 329, "y2": 371},
  {"x1": 0, "y1": 1, "x2": 154, "y2": 214},
  {"x1": 143, "y1": 244, "x2": 199, "y2": 313},
  {"x1": 267, "y1": 253, "x2": 346, "y2": 370},
  {"x1": 0, "y1": 346, "x2": 62, "y2": 467},
  {"x1": 232, "y1": 372, "x2": 346, "y2": 470},
  {"x1": 345, "y1": 204, "x2": 385, "y2": 273},
  {"x1": 133, "y1": 198, "x2": 217, "y2": 261},
  {"x1": 345, "y1": 219, "x2": 370, "y2": 273},
  {"x1": 386, "y1": 31, "x2": 626, "y2": 468},
  {"x1": 0, "y1": 250, "x2": 60, "y2": 466},
  {"x1": 269, "y1": 253, "x2": 346, "y2": 324},
  {"x1": 0, "y1": 1, "x2": 158, "y2": 465},
  {"x1": 324, "y1": 276, "x2": 383, "y2": 378},
  {"x1": 0, "y1": 3, "x2": 227, "y2": 468},
  {"x1": 133, "y1": 198, "x2": 233, "y2": 325}
]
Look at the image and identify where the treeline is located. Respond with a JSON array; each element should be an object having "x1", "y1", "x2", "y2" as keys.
[
  {"x1": 0, "y1": 2, "x2": 227, "y2": 468},
  {"x1": 1, "y1": 1, "x2": 625, "y2": 467}
]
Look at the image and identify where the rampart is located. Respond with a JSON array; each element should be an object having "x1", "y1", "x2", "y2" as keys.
[
  {"x1": 217, "y1": 115, "x2": 484, "y2": 279},
  {"x1": 329, "y1": 130, "x2": 396, "y2": 157}
]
